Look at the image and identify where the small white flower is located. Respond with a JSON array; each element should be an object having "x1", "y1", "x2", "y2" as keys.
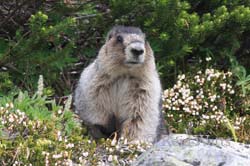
[
  {"x1": 227, "y1": 71, "x2": 232, "y2": 76},
  {"x1": 210, "y1": 115, "x2": 216, "y2": 119},
  {"x1": 178, "y1": 74, "x2": 185, "y2": 80},
  {"x1": 9, "y1": 115, "x2": 14, "y2": 123},
  {"x1": 108, "y1": 155, "x2": 113, "y2": 162},
  {"x1": 65, "y1": 159, "x2": 73, "y2": 166},
  {"x1": 212, "y1": 106, "x2": 218, "y2": 111},
  {"x1": 58, "y1": 109, "x2": 62, "y2": 114},
  {"x1": 97, "y1": 161, "x2": 106, "y2": 166},
  {"x1": 229, "y1": 90, "x2": 235, "y2": 94},
  {"x1": 210, "y1": 94, "x2": 216, "y2": 102},
  {"x1": 52, "y1": 153, "x2": 62, "y2": 159},
  {"x1": 66, "y1": 143, "x2": 74, "y2": 149},
  {"x1": 108, "y1": 148, "x2": 114, "y2": 152},
  {"x1": 234, "y1": 126, "x2": 240, "y2": 130},
  {"x1": 206, "y1": 57, "x2": 212, "y2": 61},
  {"x1": 194, "y1": 75, "x2": 199, "y2": 80},
  {"x1": 227, "y1": 84, "x2": 232, "y2": 89},
  {"x1": 220, "y1": 83, "x2": 227, "y2": 90},
  {"x1": 82, "y1": 152, "x2": 89, "y2": 157},
  {"x1": 57, "y1": 131, "x2": 62, "y2": 141},
  {"x1": 201, "y1": 120, "x2": 206, "y2": 124},
  {"x1": 202, "y1": 115, "x2": 209, "y2": 120}
]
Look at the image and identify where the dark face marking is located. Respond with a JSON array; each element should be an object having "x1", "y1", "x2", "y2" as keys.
[
  {"x1": 116, "y1": 35, "x2": 123, "y2": 43},
  {"x1": 107, "y1": 25, "x2": 144, "y2": 41}
]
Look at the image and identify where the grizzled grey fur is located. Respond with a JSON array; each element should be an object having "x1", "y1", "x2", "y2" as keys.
[{"x1": 74, "y1": 26, "x2": 167, "y2": 143}]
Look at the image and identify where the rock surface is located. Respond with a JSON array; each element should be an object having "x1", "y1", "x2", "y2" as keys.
[{"x1": 133, "y1": 134, "x2": 250, "y2": 166}]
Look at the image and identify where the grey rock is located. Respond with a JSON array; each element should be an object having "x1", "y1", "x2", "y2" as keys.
[{"x1": 133, "y1": 134, "x2": 250, "y2": 166}]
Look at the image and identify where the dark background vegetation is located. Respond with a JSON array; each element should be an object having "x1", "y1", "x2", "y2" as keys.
[{"x1": 0, "y1": 0, "x2": 249, "y2": 97}]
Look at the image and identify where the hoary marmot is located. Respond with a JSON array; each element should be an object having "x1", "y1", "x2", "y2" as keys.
[{"x1": 74, "y1": 26, "x2": 167, "y2": 143}]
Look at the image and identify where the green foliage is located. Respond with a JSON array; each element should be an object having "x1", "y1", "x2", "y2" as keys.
[
  {"x1": 0, "y1": 78, "x2": 88, "y2": 164},
  {"x1": 0, "y1": 10, "x2": 78, "y2": 94},
  {"x1": 0, "y1": 77, "x2": 152, "y2": 165},
  {"x1": 1, "y1": 0, "x2": 249, "y2": 94},
  {"x1": 0, "y1": 77, "x2": 80, "y2": 134},
  {"x1": 229, "y1": 55, "x2": 250, "y2": 96},
  {"x1": 109, "y1": 0, "x2": 250, "y2": 87},
  {"x1": 0, "y1": 39, "x2": 8, "y2": 58},
  {"x1": 0, "y1": 72, "x2": 13, "y2": 96}
]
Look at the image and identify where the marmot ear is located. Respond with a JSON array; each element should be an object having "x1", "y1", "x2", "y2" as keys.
[
  {"x1": 106, "y1": 27, "x2": 117, "y2": 41},
  {"x1": 106, "y1": 30, "x2": 114, "y2": 41},
  {"x1": 106, "y1": 34, "x2": 112, "y2": 41},
  {"x1": 145, "y1": 41, "x2": 153, "y2": 57}
]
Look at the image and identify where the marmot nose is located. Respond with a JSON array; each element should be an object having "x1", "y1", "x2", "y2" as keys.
[{"x1": 131, "y1": 48, "x2": 144, "y2": 57}]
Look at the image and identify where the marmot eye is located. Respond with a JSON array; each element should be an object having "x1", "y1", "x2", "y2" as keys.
[{"x1": 116, "y1": 35, "x2": 123, "y2": 43}]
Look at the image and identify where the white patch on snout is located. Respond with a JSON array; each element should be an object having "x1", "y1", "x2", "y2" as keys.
[{"x1": 125, "y1": 42, "x2": 145, "y2": 65}]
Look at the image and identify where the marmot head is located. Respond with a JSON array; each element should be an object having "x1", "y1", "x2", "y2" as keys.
[{"x1": 104, "y1": 26, "x2": 152, "y2": 68}]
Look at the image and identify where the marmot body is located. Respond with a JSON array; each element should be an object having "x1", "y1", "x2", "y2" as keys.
[{"x1": 74, "y1": 26, "x2": 167, "y2": 143}]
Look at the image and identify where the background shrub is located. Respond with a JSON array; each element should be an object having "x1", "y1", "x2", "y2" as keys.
[
  {"x1": 0, "y1": 0, "x2": 250, "y2": 95},
  {"x1": 162, "y1": 67, "x2": 250, "y2": 142},
  {"x1": 0, "y1": 77, "x2": 151, "y2": 165}
]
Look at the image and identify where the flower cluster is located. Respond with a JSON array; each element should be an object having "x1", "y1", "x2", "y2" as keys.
[
  {"x1": 0, "y1": 103, "x2": 41, "y2": 138},
  {"x1": 0, "y1": 101, "x2": 94, "y2": 165},
  {"x1": 0, "y1": 75, "x2": 155, "y2": 165},
  {"x1": 0, "y1": 101, "x2": 153, "y2": 165},
  {"x1": 162, "y1": 69, "x2": 247, "y2": 136},
  {"x1": 96, "y1": 136, "x2": 152, "y2": 165}
]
